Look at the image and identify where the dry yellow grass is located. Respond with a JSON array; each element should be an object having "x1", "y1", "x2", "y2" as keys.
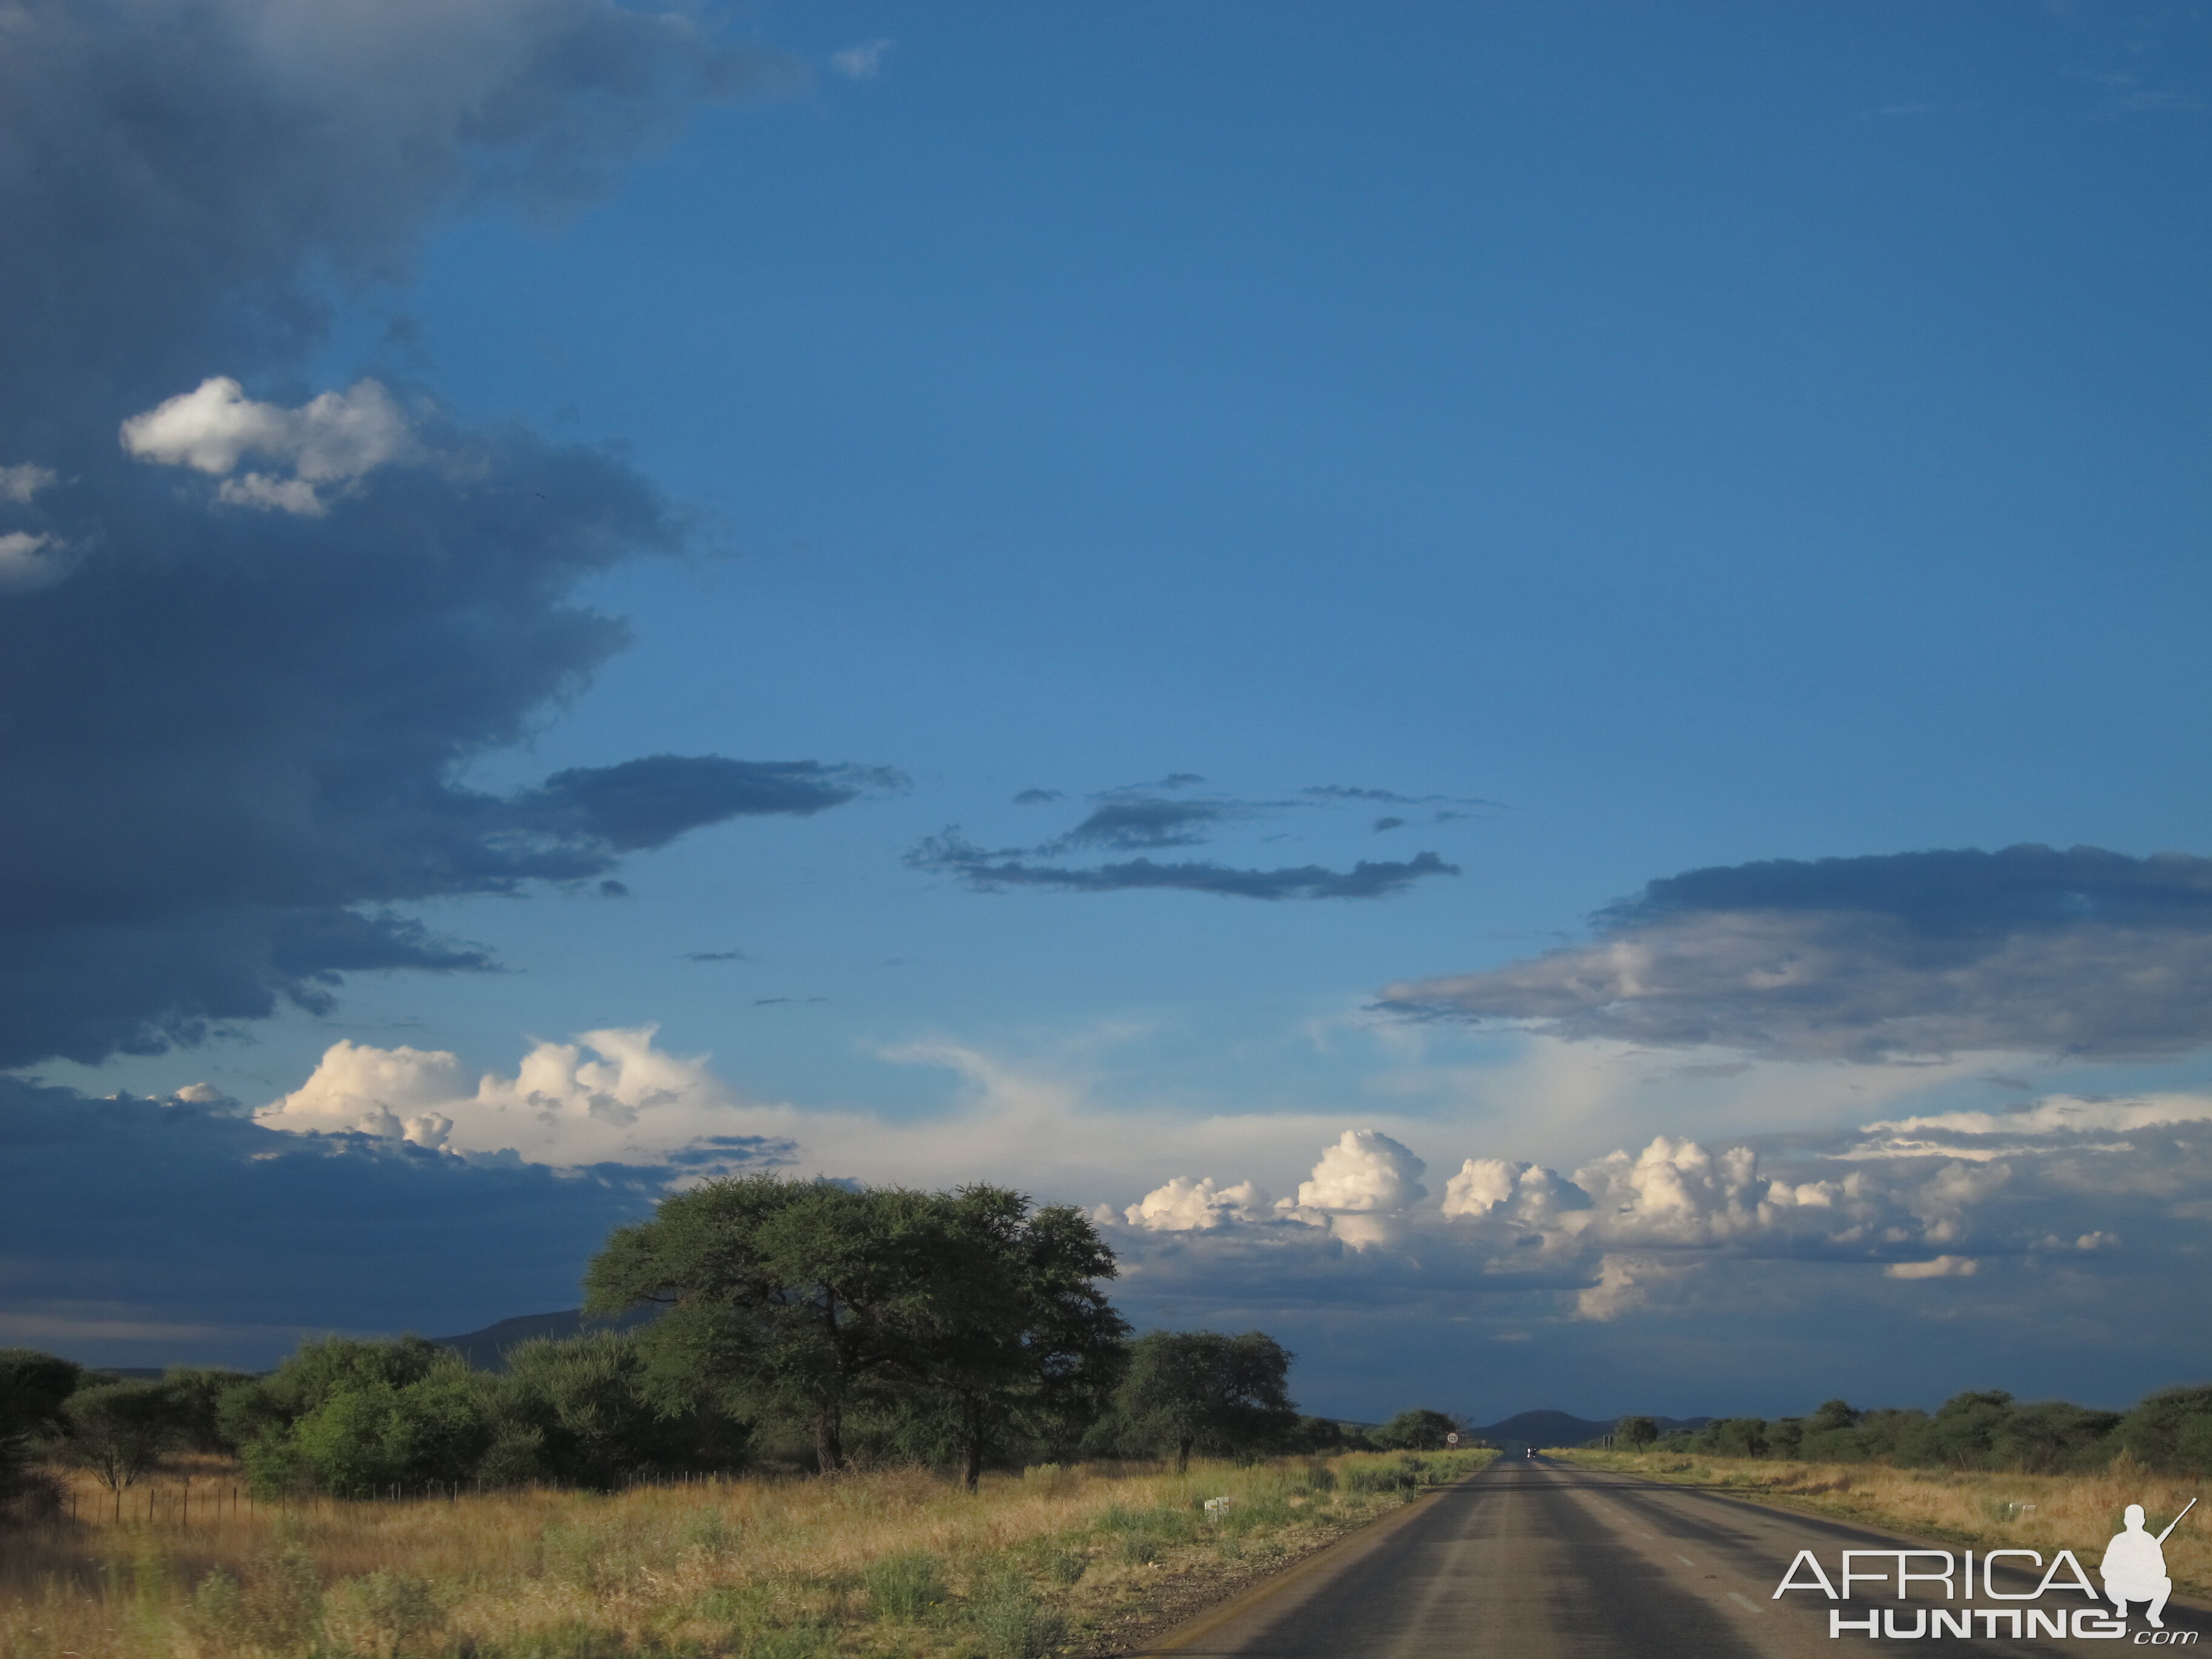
[
  {"x1": 1554, "y1": 1448, "x2": 2212, "y2": 1599},
  {"x1": 0, "y1": 1448, "x2": 1493, "y2": 1658}
]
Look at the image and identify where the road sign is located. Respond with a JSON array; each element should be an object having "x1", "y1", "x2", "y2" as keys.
[{"x1": 1446, "y1": 1432, "x2": 1460, "y2": 1446}]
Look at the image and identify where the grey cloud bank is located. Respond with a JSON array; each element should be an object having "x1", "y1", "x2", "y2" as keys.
[
  {"x1": 0, "y1": 1074, "x2": 671, "y2": 1367},
  {"x1": 1383, "y1": 845, "x2": 2212, "y2": 1061},
  {"x1": 907, "y1": 779, "x2": 1468, "y2": 900},
  {"x1": 908, "y1": 832, "x2": 1459, "y2": 900},
  {"x1": 0, "y1": 1, "x2": 878, "y2": 1068}
]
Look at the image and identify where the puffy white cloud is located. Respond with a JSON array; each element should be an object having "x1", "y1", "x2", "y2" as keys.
[
  {"x1": 255, "y1": 1027, "x2": 782, "y2": 1168},
  {"x1": 1884, "y1": 1255, "x2": 1979, "y2": 1279},
  {"x1": 1293, "y1": 1128, "x2": 1426, "y2": 1212},
  {"x1": 1439, "y1": 1158, "x2": 1591, "y2": 1243},
  {"x1": 0, "y1": 531, "x2": 68, "y2": 592},
  {"x1": 1125, "y1": 1176, "x2": 1273, "y2": 1232},
  {"x1": 0, "y1": 463, "x2": 54, "y2": 503},
  {"x1": 121, "y1": 377, "x2": 412, "y2": 515},
  {"x1": 1279, "y1": 1128, "x2": 1429, "y2": 1247},
  {"x1": 1577, "y1": 1255, "x2": 1692, "y2": 1320}
]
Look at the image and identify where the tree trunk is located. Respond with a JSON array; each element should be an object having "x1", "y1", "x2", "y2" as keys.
[
  {"x1": 814, "y1": 1414, "x2": 843, "y2": 1474},
  {"x1": 964, "y1": 1436, "x2": 985, "y2": 1491},
  {"x1": 1176, "y1": 1436, "x2": 1192, "y2": 1474}
]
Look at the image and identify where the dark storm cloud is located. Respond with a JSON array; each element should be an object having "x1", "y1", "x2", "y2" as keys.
[
  {"x1": 0, "y1": 1073, "x2": 745, "y2": 1365},
  {"x1": 1048, "y1": 797, "x2": 1236, "y2": 851},
  {"x1": 913, "y1": 772, "x2": 1480, "y2": 900},
  {"x1": 1304, "y1": 785, "x2": 1504, "y2": 808},
  {"x1": 0, "y1": 0, "x2": 774, "y2": 444},
  {"x1": 511, "y1": 756, "x2": 900, "y2": 851},
  {"x1": 907, "y1": 833, "x2": 1459, "y2": 900},
  {"x1": 0, "y1": 2, "x2": 876, "y2": 1068},
  {"x1": 1383, "y1": 845, "x2": 2212, "y2": 1061}
]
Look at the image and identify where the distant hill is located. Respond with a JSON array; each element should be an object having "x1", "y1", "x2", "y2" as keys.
[
  {"x1": 1471, "y1": 1410, "x2": 1712, "y2": 1451},
  {"x1": 429, "y1": 1305, "x2": 660, "y2": 1372}
]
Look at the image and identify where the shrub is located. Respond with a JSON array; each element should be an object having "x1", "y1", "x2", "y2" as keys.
[
  {"x1": 325, "y1": 1569, "x2": 444, "y2": 1659},
  {"x1": 63, "y1": 1381, "x2": 177, "y2": 1491},
  {"x1": 2119, "y1": 1386, "x2": 2212, "y2": 1474},
  {"x1": 968, "y1": 1571, "x2": 1068, "y2": 1659},
  {"x1": 865, "y1": 1552, "x2": 947, "y2": 1621},
  {"x1": 1341, "y1": 1465, "x2": 1415, "y2": 1496}
]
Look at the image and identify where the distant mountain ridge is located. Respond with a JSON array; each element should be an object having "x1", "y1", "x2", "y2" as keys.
[{"x1": 428, "y1": 1305, "x2": 659, "y2": 1371}]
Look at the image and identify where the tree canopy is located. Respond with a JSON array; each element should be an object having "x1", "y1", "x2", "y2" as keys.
[
  {"x1": 1097, "y1": 1330, "x2": 1299, "y2": 1472},
  {"x1": 585, "y1": 1174, "x2": 1128, "y2": 1481},
  {"x1": 1374, "y1": 1407, "x2": 1462, "y2": 1451}
]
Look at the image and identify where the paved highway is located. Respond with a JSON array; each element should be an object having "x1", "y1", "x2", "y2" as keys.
[{"x1": 1137, "y1": 1455, "x2": 2212, "y2": 1657}]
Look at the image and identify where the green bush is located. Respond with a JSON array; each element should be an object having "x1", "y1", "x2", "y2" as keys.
[
  {"x1": 968, "y1": 1571, "x2": 1068, "y2": 1659},
  {"x1": 2118, "y1": 1386, "x2": 2212, "y2": 1474},
  {"x1": 327, "y1": 1569, "x2": 444, "y2": 1658},
  {"x1": 865, "y1": 1552, "x2": 948, "y2": 1621},
  {"x1": 1341, "y1": 1465, "x2": 1415, "y2": 1496}
]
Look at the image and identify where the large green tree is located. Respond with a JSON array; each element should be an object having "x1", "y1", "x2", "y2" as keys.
[
  {"x1": 894, "y1": 1185, "x2": 1129, "y2": 1487},
  {"x1": 1100, "y1": 1330, "x2": 1298, "y2": 1472},
  {"x1": 588, "y1": 1175, "x2": 1125, "y2": 1474}
]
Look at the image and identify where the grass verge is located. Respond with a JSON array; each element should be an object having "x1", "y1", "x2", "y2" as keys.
[
  {"x1": 1550, "y1": 1447, "x2": 2211, "y2": 1599},
  {"x1": 0, "y1": 1449, "x2": 1493, "y2": 1658}
]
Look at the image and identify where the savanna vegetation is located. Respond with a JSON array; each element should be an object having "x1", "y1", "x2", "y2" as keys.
[
  {"x1": 0, "y1": 1175, "x2": 1489, "y2": 1657},
  {"x1": 1566, "y1": 1387, "x2": 2212, "y2": 1600},
  {"x1": 1629, "y1": 1385, "x2": 2212, "y2": 1473}
]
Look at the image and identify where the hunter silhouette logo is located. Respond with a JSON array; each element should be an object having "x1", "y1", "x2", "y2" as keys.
[{"x1": 1774, "y1": 1496, "x2": 2199, "y2": 1642}]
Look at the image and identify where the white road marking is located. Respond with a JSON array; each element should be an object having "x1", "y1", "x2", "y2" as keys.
[
  {"x1": 1726, "y1": 1593, "x2": 1761, "y2": 1614},
  {"x1": 1674, "y1": 1553, "x2": 1698, "y2": 1567}
]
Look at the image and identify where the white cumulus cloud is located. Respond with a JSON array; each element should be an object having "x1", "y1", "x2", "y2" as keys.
[
  {"x1": 1279, "y1": 1128, "x2": 1429, "y2": 1247},
  {"x1": 0, "y1": 532, "x2": 68, "y2": 593},
  {"x1": 1577, "y1": 1254, "x2": 1692, "y2": 1320},
  {"x1": 255, "y1": 1027, "x2": 773, "y2": 1168},
  {"x1": 1884, "y1": 1255, "x2": 1980, "y2": 1279},
  {"x1": 121, "y1": 377, "x2": 412, "y2": 515},
  {"x1": 1125, "y1": 1175, "x2": 1272, "y2": 1231},
  {"x1": 0, "y1": 463, "x2": 55, "y2": 504}
]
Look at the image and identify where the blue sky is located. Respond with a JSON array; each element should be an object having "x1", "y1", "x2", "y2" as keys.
[{"x1": 4, "y1": 0, "x2": 2212, "y2": 1424}]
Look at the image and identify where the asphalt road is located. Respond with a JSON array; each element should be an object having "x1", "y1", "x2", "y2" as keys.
[{"x1": 1137, "y1": 1455, "x2": 2212, "y2": 1657}]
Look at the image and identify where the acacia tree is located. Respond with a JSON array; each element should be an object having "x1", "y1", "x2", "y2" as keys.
[
  {"x1": 62, "y1": 1381, "x2": 175, "y2": 1493},
  {"x1": 896, "y1": 1185, "x2": 1130, "y2": 1488},
  {"x1": 586, "y1": 1175, "x2": 1036, "y2": 1472},
  {"x1": 1375, "y1": 1407, "x2": 1462, "y2": 1450},
  {"x1": 1102, "y1": 1330, "x2": 1298, "y2": 1472}
]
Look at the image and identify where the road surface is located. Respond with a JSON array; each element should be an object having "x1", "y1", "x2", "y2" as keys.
[{"x1": 1136, "y1": 1455, "x2": 2211, "y2": 1657}]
